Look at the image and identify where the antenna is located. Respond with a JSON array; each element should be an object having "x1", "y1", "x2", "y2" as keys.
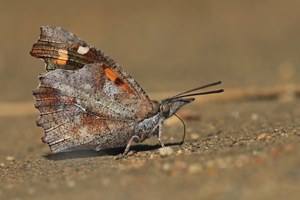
[
  {"x1": 170, "y1": 81, "x2": 222, "y2": 99},
  {"x1": 172, "y1": 89, "x2": 224, "y2": 99}
]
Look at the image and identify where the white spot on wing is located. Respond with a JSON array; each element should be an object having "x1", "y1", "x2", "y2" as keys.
[
  {"x1": 77, "y1": 46, "x2": 90, "y2": 55},
  {"x1": 58, "y1": 49, "x2": 68, "y2": 55}
]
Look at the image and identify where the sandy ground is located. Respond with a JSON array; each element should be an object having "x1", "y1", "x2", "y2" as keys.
[{"x1": 0, "y1": 1, "x2": 300, "y2": 200}]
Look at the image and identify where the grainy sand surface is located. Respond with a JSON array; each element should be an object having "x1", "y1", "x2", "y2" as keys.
[{"x1": 0, "y1": 1, "x2": 300, "y2": 200}]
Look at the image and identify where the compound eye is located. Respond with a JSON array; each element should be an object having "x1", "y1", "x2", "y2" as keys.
[{"x1": 160, "y1": 104, "x2": 170, "y2": 117}]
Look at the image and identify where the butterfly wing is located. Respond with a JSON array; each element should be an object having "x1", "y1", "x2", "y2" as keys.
[
  {"x1": 30, "y1": 25, "x2": 152, "y2": 103},
  {"x1": 33, "y1": 63, "x2": 151, "y2": 153}
]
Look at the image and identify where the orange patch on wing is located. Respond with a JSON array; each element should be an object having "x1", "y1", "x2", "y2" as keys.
[
  {"x1": 103, "y1": 66, "x2": 135, "y2": 94},
  {"x1": 52, "y1": 49, "x2": 69, "y2": 65},
  {"x1": 52, "y1": 59, "x2": 67, "y2": 65}
]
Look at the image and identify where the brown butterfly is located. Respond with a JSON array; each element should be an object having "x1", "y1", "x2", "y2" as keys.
[{"x1": 30, "y1": 26, "x2": 223, "y2": 156}]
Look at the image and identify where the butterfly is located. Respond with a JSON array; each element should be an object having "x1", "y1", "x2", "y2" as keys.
[{"x1": 30, "y1": 26, "x2": 223, "y2": 156}]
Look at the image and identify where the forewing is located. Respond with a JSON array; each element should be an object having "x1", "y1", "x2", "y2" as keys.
[
  {"x1": 30, "y1": 25, "x2": 152, "y2": 104},
  {"x1": 33, "y1": 63, "x2": 150, "y2": 153}
]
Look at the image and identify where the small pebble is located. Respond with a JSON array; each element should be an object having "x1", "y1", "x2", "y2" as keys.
[
  {"x1": 6, "y1": 156, "x2": 15, "y2": 162},
  {"x1": 257, "y1": 133, "x2": 269, "y2": 140},
  {"x1": 252, "y1": 150, "x2": 259, "y2": 155},
  {"x1": 149, "y1": 153, "x2": 155, "y2": 159},
  {"x1": 162, "y1": 162, "x2": 171, "y2": 171},
  {"x1": 190, "y1": 133, "x2": 200, "y2": 140},
  {"x1": 159, "y1": 147, "x2": 174, "y2": 157},
  {"x1": 177, "y1": 150, "x2": 183, "y2": 154}
]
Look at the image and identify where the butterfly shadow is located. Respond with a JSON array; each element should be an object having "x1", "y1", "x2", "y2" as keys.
[{"x1": 45, "y1": 141, "x2": 182, "y2": 161}]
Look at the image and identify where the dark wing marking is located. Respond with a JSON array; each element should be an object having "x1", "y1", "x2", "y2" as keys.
[
  {"x1": 30, "y1": 25, "x2": 152, "y2": 109},
  {"x1": 30, "y1": 26, "x2": 101, "y2": 70}
]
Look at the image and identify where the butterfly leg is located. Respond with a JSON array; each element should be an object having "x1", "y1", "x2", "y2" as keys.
[
  {"x1": 157, "y1": 123, "x2": 165, "y2": 147},
  {"x1": 122, "y1": 135, "x2": 141, "y2": 157}
]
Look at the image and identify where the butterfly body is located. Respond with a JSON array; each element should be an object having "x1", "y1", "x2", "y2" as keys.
[{"x1": 31, "y1": 26, "x2": 223, "y2": 155}]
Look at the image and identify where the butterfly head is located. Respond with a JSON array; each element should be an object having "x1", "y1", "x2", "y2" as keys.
[
  {"x1": 155, "y1": 81, "x2": 224, "y2": 120},
  {"x1": 158, "y1": 98, "x2": 194, "y2": 119}
]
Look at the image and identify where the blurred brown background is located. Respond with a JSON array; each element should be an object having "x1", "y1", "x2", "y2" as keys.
[
  {"x1": 1, "y1": 1, "x2": 300, "y2": 200},
  {"x1": 1, "y1": 0, "x2": 299, "y2": 103}
]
